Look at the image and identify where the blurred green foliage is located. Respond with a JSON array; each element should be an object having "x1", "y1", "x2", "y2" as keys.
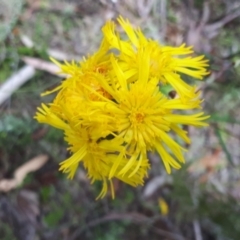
[
  {"x1": 0, "y1": 223, "x2": 17, "y2": 240},
  {"x1": 171, "y1": 167, "x2": 240, "y2": 240},
  {"x1": 0, "y1": 115, "x2": 37, "y2": 151}
]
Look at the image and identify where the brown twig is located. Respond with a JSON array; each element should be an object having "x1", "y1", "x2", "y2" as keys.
[{"x1": 69, "y1": 212, "x2": 186, "y2": 240}]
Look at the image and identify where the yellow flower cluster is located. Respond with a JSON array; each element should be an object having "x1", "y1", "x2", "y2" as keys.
[{"x1": 35, "y1": 16, "x2": 209, "y2": 199}]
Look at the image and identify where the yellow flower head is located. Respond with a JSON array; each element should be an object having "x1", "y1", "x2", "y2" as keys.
[
  {"x1": 94, "y1": 54, "x2": 208, "y2": 176},
  {"x1": 35, "y1": 16, "x2": 209, "y2": 199},
  {"x1": 61, "y1": 127, "x2": 150, "y2": 199},
  {"x1": 102, "y1": 16, "x2": 209, "y2": 99}
]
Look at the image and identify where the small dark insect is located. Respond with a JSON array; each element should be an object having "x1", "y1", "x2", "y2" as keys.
[{"x1": 168, "y1": 90, "x2": 177, "y2": 99}]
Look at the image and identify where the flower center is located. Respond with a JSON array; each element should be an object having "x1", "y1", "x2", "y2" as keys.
[
  {"x1": 135, "y1": 112, "x2": 145, "y2": 123},
  {"x1": 130, "y1": 111, "x2": 145, "y2": 125}
]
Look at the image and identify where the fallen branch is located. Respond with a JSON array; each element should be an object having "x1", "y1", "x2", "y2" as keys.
[
  {"x1": 0, "y1": 65, "x2": 35, "y2": 105},
  {"x1": 22, "y1": 56, "x2": 66, "y2": 76},
  {"x1": 0, "y1": 154, "x2": 49, "y2": 192}
]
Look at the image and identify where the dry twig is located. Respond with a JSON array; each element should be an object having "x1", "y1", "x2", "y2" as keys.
[
  {"x1": 0, "y1": 65, "x2": 35, "y2": 105},
  {"x1": 22, "y1": 57, "x2": 65, "y2": 76},
  {"x1": 69, "y1": 212, "x2": 186, "y2": 240},
  {"x1": 0, "y1": 155, "x2": 49, "y2": 192}
]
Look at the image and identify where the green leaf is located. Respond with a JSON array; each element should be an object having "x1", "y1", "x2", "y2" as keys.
[
  {"x1": 159, "y1": 84, "x2": 174, "y2": 96},
  {"x1": 214, "y1": 125, "x2": 233, "y2": 164},
  {"x1": 44, "y1": 207, "x2": 64, "y2": 228},
  {"x1": 209, "y1": 114, "x2": 240, "y2": 124}
]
